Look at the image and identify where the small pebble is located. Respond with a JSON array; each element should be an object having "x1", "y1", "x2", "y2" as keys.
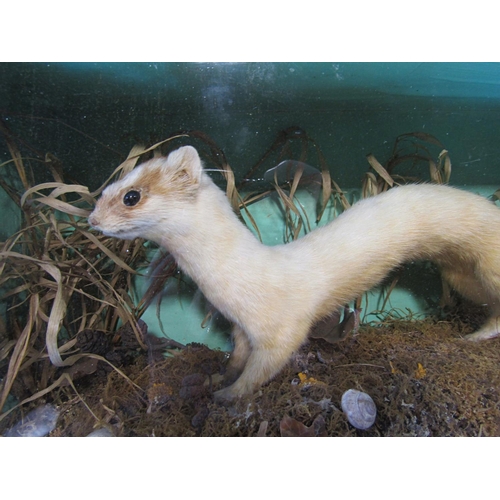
[
  {"x1": 341, "y1": 389, "x2": 377, "y2": 430},
  {"x1": 4, "y1": 404, "x2": 60, "y2": 437}
]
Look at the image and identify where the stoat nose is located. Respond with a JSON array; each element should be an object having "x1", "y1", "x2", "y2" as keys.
[{"x1": 88, "y1": 213, "x2": 99, "y2": 228}]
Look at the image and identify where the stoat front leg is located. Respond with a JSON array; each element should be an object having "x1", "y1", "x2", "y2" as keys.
[
  {"x1": 214, "y1": 321, "x2": 310, "y2": 401},
  {"x1": 224, "y1": 324, "x2": 251, "y2": 385},
  {"x1": 464, "y1": 313, "x2": 500, "y2": 341},
  {"x1": 439, "y1": 264, "x2": 500, "y2": 341}
]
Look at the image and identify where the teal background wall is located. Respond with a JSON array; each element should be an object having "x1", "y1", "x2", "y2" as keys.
[{"x1": 2, "y1": 62, "x2": 500, "y2": 189}]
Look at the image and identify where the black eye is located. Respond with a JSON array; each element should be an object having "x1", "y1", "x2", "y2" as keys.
[{"x1": 123, "y1": 190, "x2": 141, "y2": 206}]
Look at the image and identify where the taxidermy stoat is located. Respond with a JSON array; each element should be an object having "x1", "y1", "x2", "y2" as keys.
[{"x1": 89, "y1": 145, "x2": 500, "y2": 400}]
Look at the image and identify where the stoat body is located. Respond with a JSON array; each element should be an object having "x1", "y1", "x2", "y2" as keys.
[{"x1": 89, "y1": 146, "x2": 500, "y2": 400}]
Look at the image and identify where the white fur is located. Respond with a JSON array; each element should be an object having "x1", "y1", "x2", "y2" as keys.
[{"x1": 89, "y1": 146, "x2": 500, "y2": 400}]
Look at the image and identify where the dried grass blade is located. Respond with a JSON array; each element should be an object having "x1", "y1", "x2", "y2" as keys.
[
  {"x1": 37, "y1": 262, "x2": 67, "y2": 367},
  {"x1": 439, "y1": 149, "x2": 451, "y2": 183},
  {"x1": 237, "y1": 192, "x2": 262, "y2": 242},
  {"x1": 228, "y1": 178, "x2": 240, "y2": 215},
  {"x1": 136, "y1": 253, "x2": 177, "y2": 317},
  {"x1": 331, "y1": 178, "x2": 350, "y2": 210},
  {"x1": 221, "y1": 163, "x2": 240, "y2": 215},
  {"x1": 0, "y1": 340, "x2": 17, "y2": 363},
  {"x1": 0, "y1": 373, "x2": 70, "y2": 424},
  {"x1": 240, "y1": 190, "x2": 273, "y2": 206},
  {"x1": 0, "y1": 293, "x2": 38, "y2": 412},
  {"x1": 78, "y1": 229, "x2": 139, "y2": 274},
  {"x1": 0, "y1": 282, "x2": 35, "y2": 299},
  {"x1": 362, "y1": 172, "x2": 379, "y2": 198},
  {"x1": 136, "y1": 134, "x2": 189, "y2": 158},
  {"x1": 429, "y1": 159, "x2": 440, "y2": 183},
  {"x1": 21, "y1": 182, "x2": 91, "y2": 205},
  {"x1": 316, "y1": 152, "x2": 333, "y2": 223},
  {"x1": 25, "y1": 196, "x2": 91, "y2": 217},
  {"x1": 379, "y1": 274, "x2": 401, "y2": 312},
  {"x1": 90, "y1": 143, "x2": 147, "y2": 197},
  {"x1": 400, "y1": 131, "x2": 444, "y2": 148},
  {"x1": 0, "y1": 250, "x2": 49, "y2": 265},
  {"x1": 90, "y1": 134, "x2": 189, "y2": 197},
  {"x1": 366, "y1": 154, "x2": 394, "y2": 187},
  {"x1": 273, "y1": 173, "x2": 302, "y2": 240},
  {"x1": 66, "y1": 353, "x2": 144, "y2": 389},
  {"x1": 118, "y1": 144, "x2": 147, "y2": 177},
  {"x1": 0, "y1": 360, "x2": 134, "y2": 425},
  {"x1": 289, "y1": 161, "x2": 305, "y2": 197},
  {"x1": 0, "y1": 252, "x2": 75, "y2": 368}
]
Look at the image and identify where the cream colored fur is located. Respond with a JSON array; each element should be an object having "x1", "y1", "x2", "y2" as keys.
[{"x1": 89, "y1": 146, "x2": 500, "y2": 400}]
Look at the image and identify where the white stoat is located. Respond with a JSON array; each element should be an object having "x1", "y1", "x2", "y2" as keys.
[{"x1": 89, "y1": 145, "x2": 500, "y2": 400}]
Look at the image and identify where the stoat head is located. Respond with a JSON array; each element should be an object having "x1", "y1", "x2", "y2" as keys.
[{"x1": 88, "y1": 145, "x2": 204, "y2": 242}]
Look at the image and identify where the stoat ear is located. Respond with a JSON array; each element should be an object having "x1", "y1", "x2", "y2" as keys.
[{"x1": 165, "y1": 146, "x2": 203, "y2": 187}]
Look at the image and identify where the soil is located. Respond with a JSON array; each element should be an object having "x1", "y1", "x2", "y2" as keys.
[{"x1": 2, "y1": 310, "x2": 500, "y2": 437}]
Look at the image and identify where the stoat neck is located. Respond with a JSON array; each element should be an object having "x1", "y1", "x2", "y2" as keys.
[{"x1": 157, "y1": 179, "x2": 264, "y2": 292}]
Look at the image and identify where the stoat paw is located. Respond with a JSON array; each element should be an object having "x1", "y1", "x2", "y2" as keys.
[
  {"x1": 222, "y1": 366, "x2": 242, "y2": 386},
  {"x1": 464, "y1": 329, "x2": 500, "y2": 341},
  {"x1": 213, "y1": 380, "x2": 254, "y2": 403},
  {"x1": 213, "y1": 386, "x2": 238, "y2": 403}
]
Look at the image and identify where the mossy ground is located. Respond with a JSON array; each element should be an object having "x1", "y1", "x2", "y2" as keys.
[{"x1": 4, "y1": 307, "x2": 500, "y2": 437}]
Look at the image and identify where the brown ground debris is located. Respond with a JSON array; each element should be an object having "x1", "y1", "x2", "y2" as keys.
[{"x1": 3, "y1": 310, "x2": 499, "y2": 437}]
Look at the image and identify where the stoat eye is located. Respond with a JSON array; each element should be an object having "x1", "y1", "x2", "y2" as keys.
[{"x1": 123, "y1": 190, "x2": 141, "y2": 206}]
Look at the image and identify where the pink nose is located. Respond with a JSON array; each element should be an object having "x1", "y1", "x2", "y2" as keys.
[{"x1": 88, "y1": 214, "x2": 98, "y2": 227}]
